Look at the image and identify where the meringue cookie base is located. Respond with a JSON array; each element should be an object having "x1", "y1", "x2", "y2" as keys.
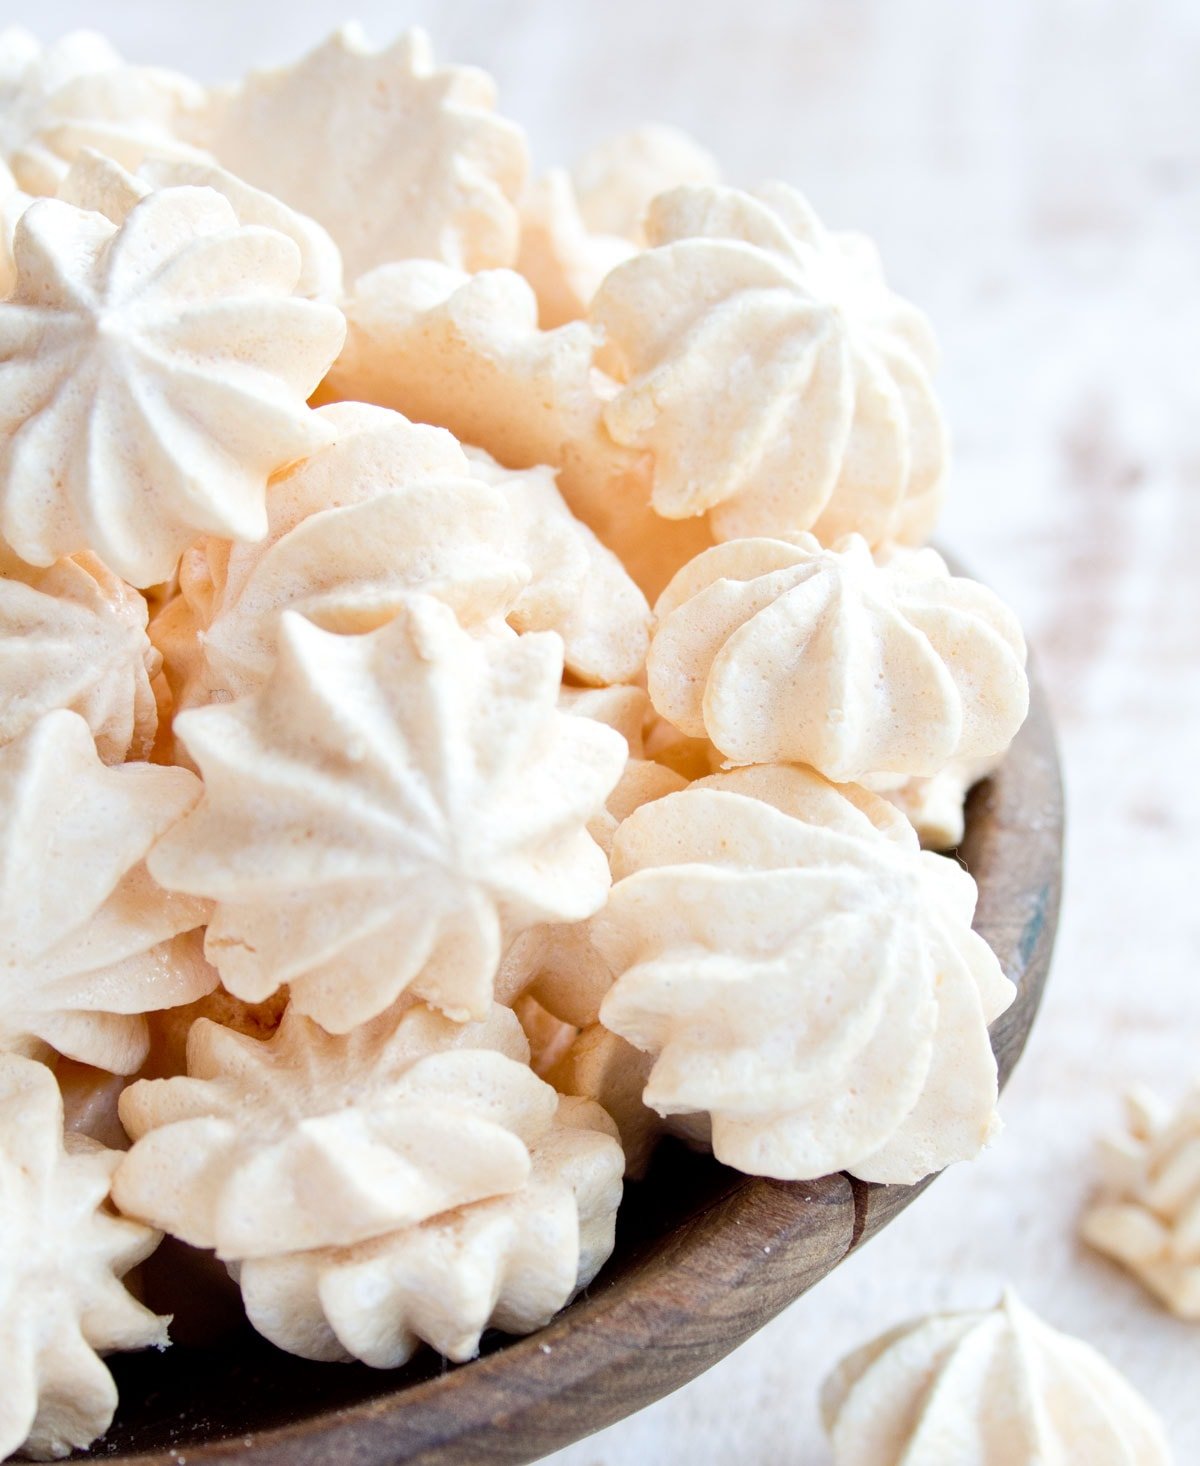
[{"x1": 94, "y1": 666, "x2": 1061, "y2": 1466}]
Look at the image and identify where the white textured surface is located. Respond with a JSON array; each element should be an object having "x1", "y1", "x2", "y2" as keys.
[{"x1": 19, "y1": 2, "x2": 1200, "y2": 1459}]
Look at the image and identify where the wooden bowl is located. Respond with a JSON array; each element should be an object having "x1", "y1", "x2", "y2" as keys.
[{"x1": 93, "y1": 667, "x2": 1062, "y2": 1466}]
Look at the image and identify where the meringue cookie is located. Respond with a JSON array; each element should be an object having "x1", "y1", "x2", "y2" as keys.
[
  {"x1": 149, "y1": 602, "x2": 627, "y2": 1031},
  {"x1": 466, "y1": 449, "x2": 652, "y2": 685},
  {"x1": 142, "y1": 980, "x2": 286, "y2": 1082},
  {"x1": 1082, "y1": 1084, "x2": 1200, "y2": 1319},
  {"x1": 0, "y1": 546, "x2": 159, "y2": 763},
  {"x1": 0, "y1": 156, "x2": 27, "y2": 295},
  {"x1": 322, "y1": 258, "x2": 712, "y2": 599},
  {"x1": 115, "y1": 1003, "x2": 561, "y2": 1260},
  {"x1": 516, "y1": 169, "x2": 635, "y2": 329},
  {"x1": 0, "y1": 1052, "x2": 167, "y2": 1462},
  {"x1": 821, "y1": 1290, "x2": 1173, "y2": 1465},
  {"x1": 0, "y1": 187, "x2": 345, "y2": 586},
  {"x1": 571, "y1": 124, "x2": 721, "y2": 242},
  {"x1": 58, "y1": 148, "x2": 343, "y2": 300},
  {"x1": 0, "y1": 26, "x2": 207, "y2": 197},
  {"x1": 647, "y1": 533, "x2": 1028, "y2": 783},
  {"x1": 864, "y1": 753, "x2": 1000, "y2": 850},
  {"x1": 591, "y1": 183, "x2": 947, "y2": 544},
  {"x1": 546, "y1": 1023, "x2": 663, "y2": 1178},
  {"x1": 236, "y1": 1091, "x2": 622, "y2": 1368},
  {"x1": 0, "y1": 711, "x2": 214, "y2": 1073},
  {"x1": 595, "y1": 765, "x2": 1013, "y2": 1182},
  {"x1": 201, "y1": 26, "x2": 528, "y2": 282},
  {"x1": 153, "y1": 404, "x2": 526, "y2": 712}
]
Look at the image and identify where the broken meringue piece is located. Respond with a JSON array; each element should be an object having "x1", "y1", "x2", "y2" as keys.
[
  {"x1": 821, "y1": 1290, "x2": 1172, "y2": 1465},
  {"x1": 0, "y1": 186, "x2": 345, "y2": 586},
  {"x1": 201, "y1": 25, "x2": 528, "y2": 282},
  {"x1": 591, "y1": 182, "x2": 947, "y2": 545},
  {"x1": 115, "y1": 1003, "x2": 558, "y2": 1260},
  {"x1": 647, "y1": 533, "x2": 1028, "y2": 783},
  {"x1": 0, "y1": 1051, "x2": 167, "y2": 1462},
  {"x1": 1082, "y1": 1084, "x2": 1200, "y2": 1319},
  {"x1": 595, "y1": 765, "x2": 1013, "y2": 1182},
  {"x1": 149, "y1": 601, "x2": 627, "y2": 1031},
  {"x1": 0, "y1": 710, "x2": 214, "y2": 1073},
  {"x1": 571, "y1": 123, "x2": 721, "y2": 242},
  {"x1": 0, "y1": 546, "x2": 159, "y2": 763},
  {"x1": 236, "y1": 1091, "x2": 622, "y2": 1368}
]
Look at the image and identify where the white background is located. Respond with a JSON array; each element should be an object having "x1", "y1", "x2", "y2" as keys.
[{"x1": 15, "y1": 2, "x2": 1200, "y2": 1459}]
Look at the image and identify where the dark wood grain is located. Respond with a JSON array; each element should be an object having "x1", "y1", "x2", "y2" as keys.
[{"x1": 89, "y1": 666, "x2": 1062, "y2": 1466}]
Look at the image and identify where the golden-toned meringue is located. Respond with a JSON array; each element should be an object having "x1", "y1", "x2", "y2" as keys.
[
  {"x1": 512, "y1": 994, "x2": 579, "y2": 1079},
  {"x1": 201, "y1": 26, "x2": 528, "y2": 282},
  {"x1": 321, "y1": 258, "x2": 712, "y2": 600},
  {"x1": 53, "y1": 1059, "x2": 130, "y2": 1150},
  {"x1": 1082, "y1": 1085, "x2": 1200, "y2": 1319},
  {"x1": 149, "y1": 602, "x2": 627, "y2": 1031},
  {"x1": 594, "y1": 765, "x2": 1014, "y2": 1182},
  {"x1": 0, "y1": 547, "x2": 159, "y2": 763},
  {"x1": 0, "y1": 188, "x2": 345, "y2": 587},
  {"x1": 516, "y1": 169, "x2": 635, "y2": 329},
  {"x1": 571, "y1": 123, "x2": 721, "y2": 242},
  {"x1": 58, "y1": 148, "x2": 343, "y2": 301},
  {"x1": 466, "y1": 449, "x2": 652, "y2": 685},
  {"x1": 0, "y1": 711, "x2": 213, "y2": 1073},
  {"x1": 0, "y1": 1052, "x2": 167, "y2": 1462},
  {"x1": 591, "y1": 183, "x2": 947, "y2": 544},
  {"x1": 152, "y1": 404, "x2": 525, "y2": 712},
  {"x1": 647, "y1": 534, "x2": 1028, "y2": 783},
  {"x1": 115, "y1": 1003, "x2": 560, "y2": 1260},
  {"x1": 236, "y1": 1091, "x2": 622, "y2": 1367},
  {"x1": 821, "y1": 1290, "x2": 1172, "y2": 1466},
  {"x1": 0, "y1": 26, "x2": 207, "y2": 197},
  {"x1": 864, "y1": 753, "x2": 1000, "y2": 850}
]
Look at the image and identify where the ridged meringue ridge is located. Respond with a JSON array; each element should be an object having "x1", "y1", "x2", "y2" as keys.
[
  {"x1": 822, "y1": 1291, "x2": 1173, "y2": 1465},
  {"x1": 149, "y1": 601, "x2": 627, "y2": 1030}
]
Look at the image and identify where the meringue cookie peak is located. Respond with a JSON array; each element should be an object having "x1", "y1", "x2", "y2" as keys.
[
  {"x1": 0, "y1": 1052, "x2": 167, "y2": 1462},
  {"x1": 1082, "y1": 1084, "x2": 1200, "y2": 1319},
  {"x1": 115, "y1": 1003, "x2": 557, "y2": 1261},
  {"x1": 201, "y1": 25, "x2": 528, "y2": 282},
  {"x1": 647, "y1": 533, "x2": 1028, "y2": 782},
  {"x1": 236, "y1": 1092, "x2": 622, "y2": 1368},
  {"x1": 591, "y1": 182, "x2": 947, "y2": 544},
  {"x1": 0, "y1": 546, "x2": 160, "y2": 764},
  {"x1": 822, "y1": 1290, "x2": 1173, "y2": 1466},
  {"x1": 149, "y1": 602, "x2": 627, "y2": 1031},
  {"x1": 0, "y1": 710, "x2": 214, "y2": 1073},
  {"x1": 0, "y1": 186, "x2": 346, "y2": 586}
]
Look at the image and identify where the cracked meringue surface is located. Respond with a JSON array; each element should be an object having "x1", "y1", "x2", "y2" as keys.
[
  {"x1": 647, "y1": 532, "x2": 1028, "y2": 782},
  {"x1": 200, "y1": 26, "x2": 528, "y2": 282},
  {"x1": 0, "y1": 1052, "x2": 167, "y2": 1462},
  {"x1": 591, "y1": 182, "x2": 947, "y2": 545},
  {"x1": 149, "y1": 601, "x2": 626, "y2": 1031},
  {"x1": 822, "y1": 1291, "x2": 1172, "y2": 1466},
  {"x1": 0, "y1": 185, "x2": 345, "y2": 586},
  {"x1": 0, "y1": 710, "x2": 213, "y2": 1073}
]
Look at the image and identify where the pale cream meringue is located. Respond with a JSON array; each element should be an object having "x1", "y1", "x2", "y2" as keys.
[
  {"x1": 0, "y1": 711, "x2": 214, "y2": 1073},
  {"x1": 1082, "y1": 1085, "x2": 1200, "y2": 1319},
  {"x1": 821, "y1": 1290, "x2": 1173, "y2": 1465},
  {"x1": 864, "y1": 753, "x2": 1001, "y2": 851},
  {"x1": 0, "y1": 187, "x2": 345, "y2": 587},
  {"x1": 149, "y1": 601, "x2": 627, "y2": 1031},
  {"x1": 115, "y1": 1003, "x2": 561, "y2": 1260},
  {"x1": 0, "y1": 546, "x2": 159, "y2": 763},
  {"x1": 0, "y1": 1052, "x2": 167, "y2": 1463},
  {"x1": 0, "y1": 26, "x2": 207, "y2": 197},
  {"x1": 516, "y1": 169, "x2": 635, "y2": 329},
  {"x1": 321, "y1": 258, "x2": 712, "y2": 600},
  {"x1": 466, "y1": 449, "x2": 652, "y2": 685},
  {"x1": 201, "y1": 26, "x2": 528, "y2": 282},
  {"x1": 591, "y1": 183, "x2": 947, "y2": 544},
  {"x1": 236, "y1": 1091, "x2": 622, "y2": 1368},
  {"x1": 571, "y1": 124, "x2": 721, "y2": 242},
  {"x1": 594, "y1": 765, "x2": 1013, "y2": 1182},
  {"x1": 647, "y1": 533, "x2": 1028, "y2": 783},
  {"x1": 0, "y1": 155, "x2": 26, "y2": 295},
  {"x1": 152, "y1": 403, "x2": 526, "y2": 713}
]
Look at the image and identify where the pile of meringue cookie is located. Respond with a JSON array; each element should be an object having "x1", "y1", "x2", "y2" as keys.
[{"x1": 0, "y1": 23, "x2": 1180, "y2": 1466}]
